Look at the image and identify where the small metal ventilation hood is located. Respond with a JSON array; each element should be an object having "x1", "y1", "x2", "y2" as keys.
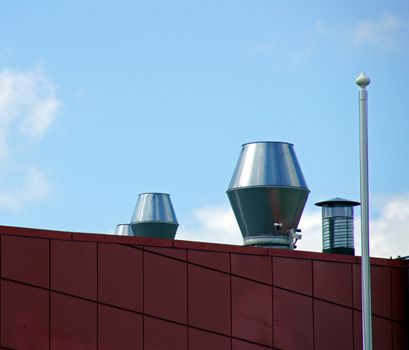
[
  {"x1": 130, "y1": 192, "x2": 179, "y2": 239},
  {"x1": 114, "y1": 224, "x2": 134, "y2": 236}
]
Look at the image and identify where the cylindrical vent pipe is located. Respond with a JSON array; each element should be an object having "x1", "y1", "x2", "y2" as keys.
[
  {"x1": 130, "y1": 193, "x2": 179, "y2": 239},
  {"x1": 227, "y1": 141, "x2": 309, "y2": 249},
  {"x1": 315, "y1": 197, "x2": 360, "y2": 255}
]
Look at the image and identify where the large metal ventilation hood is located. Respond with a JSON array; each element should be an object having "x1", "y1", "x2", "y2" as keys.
[{"x1": 227, "y1": 141, "x2": 309, "y2": 249}]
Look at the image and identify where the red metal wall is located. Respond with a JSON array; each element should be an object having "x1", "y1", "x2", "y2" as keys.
[{"x1": 0, "y1": 225, "x2": 407, "y2": 350}]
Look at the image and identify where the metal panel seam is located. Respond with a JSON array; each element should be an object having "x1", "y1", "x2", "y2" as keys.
[
  {"x1": 229, "y1": 252, "x2": 232, "y2": 350},
  {"x1": 0, "y1": 235, "x2": 2, "y2": 348},
  {"x1": 271, "y1": 256, "x2": 274, "y2": 349},
  {"x1": 187, "y1": 250, "x2": 189, "y2": 350},
  {"x1": 350, "y1": 263, "x2": 355, "y2": 350},
  {"x1": 96, "y1": 242, "x2": 99, "y2": 350},
  {"x1": 390, "y1": 266, "x2": 394, "y2": 350},
  {"x1": 142, "y1": 247, "x2": 145, "y2": 349},
  {"x1": 312, "y1": 259, "x2": 315, "y2": 350},
  {"x1": 49, "y1": 238, "x2": 51, "y2": 350}
]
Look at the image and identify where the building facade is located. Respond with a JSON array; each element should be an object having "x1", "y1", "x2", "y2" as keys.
[{"x1": 0, "y1": 225, "x2": 407, "y2": 349}]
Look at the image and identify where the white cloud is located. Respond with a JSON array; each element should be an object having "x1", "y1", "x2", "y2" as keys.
[
  {"x1": 296, "y1": 210, "x2": 322, "y2": 252},
  {"x1": 0, "y1": 166, "x2": 51, "y2": 212},
  {"x1": 0, "y1": 65, "x2": 61, "y2": 211},
  {"x1": 366, "y1": 194, "x2": 409, "y2": 258},
  {"x1": 298, "y1": 14, "x2": 408, "y2": 56},
  {"x1": 177, "y1": 194, "x2": 409, "y2": 259},
  {"x1": 352, "y1": 12, "x2": 405, "y2": 49},
  {"x1": 20, "y1": 96, "x2": 60, "y2": 139},
  {"x1": 0, "y1": 66, "x2": 61, "y2": 150},
  {"x1": 177, "y1": 205, "x2": 242, "y2": 245}
]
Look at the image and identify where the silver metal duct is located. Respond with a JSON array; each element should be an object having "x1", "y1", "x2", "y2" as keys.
[
  {"x1": 227, "y1": 142, "x2": 309, "y2": 249},
  {"x1": 130, "y1": 193, "x2": 179, "y2": 239},
  {"x1": 114, "y1": 224, "x2": 135, "y2": 236},
  {"x1": 315, "y1": 197, "x2": 360, "y2": 255}
]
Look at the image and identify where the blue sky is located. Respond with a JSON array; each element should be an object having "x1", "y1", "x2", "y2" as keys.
[{"x1": 1, "y1": 0, "x2": 408, "y2": 257}]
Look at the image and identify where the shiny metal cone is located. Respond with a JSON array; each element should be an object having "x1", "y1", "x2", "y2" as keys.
[
  {"x1": 130, "y1": 193, "x2": 179, "y2": 239},
  {"x1": 227, "y1": 142, "x2": 309, "y2": 248},
  {"x1": 114, "y1": 224, "x2": 135, "y2": 236}
]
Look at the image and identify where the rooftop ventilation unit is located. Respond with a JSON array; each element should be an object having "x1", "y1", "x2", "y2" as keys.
[
  {"x1": 315, "y1": 197, "x2": 360, "y2": 255},
  {"x1": 130, "y1": 192, "x2": 179, "y2": 239},
  {"x1": 114, "y1": 224, "x2": 134, "y2": 236},
  {"x1": 227, "y1": 141, "x2": 309, "y2": 249}
]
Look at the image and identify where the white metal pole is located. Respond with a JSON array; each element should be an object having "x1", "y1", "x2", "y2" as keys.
[{"x1": 355, "y1": 72, "x2": 372, "y2": 350}]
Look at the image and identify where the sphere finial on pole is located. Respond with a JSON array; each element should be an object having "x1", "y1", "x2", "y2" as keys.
[{"x1": 356, "y1": 72, "x2": 371, "y2": 88}]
